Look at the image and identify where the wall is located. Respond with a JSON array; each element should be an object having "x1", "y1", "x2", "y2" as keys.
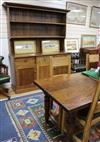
[
  {"x1": 67, "y1": 0, "x2": 100, "y2": 48},
  {"x1": 0, "y1": 0, "x2": 100, "y2": 84}
]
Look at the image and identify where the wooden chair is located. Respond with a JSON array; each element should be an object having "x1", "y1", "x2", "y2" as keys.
[
  {"x1": 86, "y1": 53, "x2": 99, "y2": 70},
  {"x1": 73, "y1": 79, "x2": 100, "y2": 142},
  {"x1": 0, "y1": 56, "x2": 10, "y2": 99}
]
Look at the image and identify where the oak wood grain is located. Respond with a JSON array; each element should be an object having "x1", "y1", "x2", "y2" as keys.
[{"x1": 34, "y1": 73, "x2": 97, "y2": 112}]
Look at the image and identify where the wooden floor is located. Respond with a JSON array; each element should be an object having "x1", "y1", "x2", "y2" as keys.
[{"x1": 0, "y1": 88, "x2": 41, "y2": 100}]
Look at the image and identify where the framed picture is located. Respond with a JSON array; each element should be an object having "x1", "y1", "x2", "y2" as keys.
[
  {"x1": 64, "y1": 38, "x2": 79, "y2": 53},
  {"x1": 81, "y1": 35, "x2": 97, "y2": 48},
  {"x1": 14, "y1": 40, "x2": 36, "y2": 55},
  {"x1": 66, "y1": 2, "x2": 87, "y2": 25},
  {"x1": 90, "y1": 6, "x2": 100, "y2": 28},
  {"x1": 42, "y1": 40, "x2": 60, "y2": 54}
]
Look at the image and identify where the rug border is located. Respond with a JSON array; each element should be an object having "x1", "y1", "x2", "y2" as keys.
[
  {"x1": 5, "y1": 91, "x2": 53, "y2": 142},
  {"x1": 0, "y1": 89, "x2": 42, "y2": 102}
]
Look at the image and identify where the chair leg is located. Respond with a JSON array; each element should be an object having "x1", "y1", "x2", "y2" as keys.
[{"x1": 0, "y1": 88, "x2": 11, "y2": 99}]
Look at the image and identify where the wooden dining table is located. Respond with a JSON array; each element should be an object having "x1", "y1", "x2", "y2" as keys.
[{"x1": 34, "y1": 73, "x2": 97, "y2": 141}]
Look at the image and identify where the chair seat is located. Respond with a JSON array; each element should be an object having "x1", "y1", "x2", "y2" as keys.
[
  {"x1": 72, "y1": 78, "x2": 100, "y2": 142},
  {"x1": 73, "y1": 131, "x2": 83, "y2": 142},
  {"x1": 0, "y1": 74, "x2": 10, "y2": 84},
  {"x1": 73, "y1": 125, "x2": 100, "y2": 142},
  {"x1": 78, "y1": 108, "x2": 100, "y2": 126},
  {"x1": 72, "y1": 64, "x2": 86, "y2": 72}
]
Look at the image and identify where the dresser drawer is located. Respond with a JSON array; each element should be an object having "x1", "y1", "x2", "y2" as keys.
[
  {"x1": 15, "y1": 57, "x2": 35, "y2": 69},
  {"x1": 53, "y1": 54, "x2": 71, "y2": 67},
  {"x1": 36, "y1": 56, "x2": 51, "y2": 66}
]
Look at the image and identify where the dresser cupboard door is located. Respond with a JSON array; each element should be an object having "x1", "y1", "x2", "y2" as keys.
[
  {"x1": 52, "y1": 54, "x2": 71, "y2": 75},
  {"x1": 15, "y1": 57, "x2": 35, "y2": 87},
  {"x1": 36, "y1": 56, "x2": 52, "y2": 79}
]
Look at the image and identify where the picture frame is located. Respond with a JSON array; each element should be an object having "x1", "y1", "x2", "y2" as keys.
[
  {"x1": 81, "y1": 35, "x2": 97, "y2": 48},
  {"x1": 42, "y1": 40, "x2": 60, "y2": 54},
  {"x1": 66, "y1": 2, "x2": 87, "y2": 25},
  {"x1": 14, "y1": 40, "x2": 36, "y2": 55},
  {"x1": 90, "y1": 6, "x2": 100, "y2": 28},
  {"x1": 64, "y1": 38, "x2": 79, "y2": 53}
]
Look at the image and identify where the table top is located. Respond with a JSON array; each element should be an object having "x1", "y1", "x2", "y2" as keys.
[{"x1": 34, "y1": 73, "x2": 97, "y2": 112}]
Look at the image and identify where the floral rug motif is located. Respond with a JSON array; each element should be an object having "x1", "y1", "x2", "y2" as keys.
[{"x1": 6, "y1": 92, "x2": 100, "y2": 142}]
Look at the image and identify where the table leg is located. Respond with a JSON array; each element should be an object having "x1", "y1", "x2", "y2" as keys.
[
  {"x1": 58, "y1": 106, "x2": 63, "y2": 130},
  {"x1": 61, "y1": 110, "x2": 78, "y2": 142},
  {"x1": 44, "y1": 92, "x2": 51, "y2": 123},
  {"x1": 50, "y1": 98, "x2": 53, "y2": 109}
]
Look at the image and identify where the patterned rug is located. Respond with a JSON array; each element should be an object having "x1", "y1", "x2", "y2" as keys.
[
  {"x1": 4, "y1": 91, "x2": 100, "y2": 142},
  {"x1": 2, "y1": 137, "x2": 18, "y2": 142}
]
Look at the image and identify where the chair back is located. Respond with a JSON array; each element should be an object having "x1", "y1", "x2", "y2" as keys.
[
  {"x1": 86, "y1": 53, "x2": 99, "y2": 70},
  {"x1": 0, "y1": 56, "x2": 8, "y2": 75},
  {"x1": 83, "y1": 80, "x2": 100, "y2": 142},
  {"x1": 0, "y1": 56, "x2": 10, "y2": 99},
  {"x1": 0, "y1": 56, "x2": 4, "y2": 64}
]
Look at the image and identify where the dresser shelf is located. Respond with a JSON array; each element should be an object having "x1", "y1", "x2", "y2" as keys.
[{"x1": 3, "y1": 2, "x2": 71, "y2": 93}]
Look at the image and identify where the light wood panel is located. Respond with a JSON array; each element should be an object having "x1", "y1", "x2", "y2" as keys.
[
  {"x1": 52, "y1": 54, "x2": 71, "y2": 75},
  {"x1": 86, "y1": 53, "x2": 99, "y2": 70},
  {"x1": 36, "y1": 56, "x2": 52, "y2": 79}
]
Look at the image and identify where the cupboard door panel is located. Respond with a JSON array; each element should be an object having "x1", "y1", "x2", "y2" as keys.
[
  {"x1": 38, "y1": 66, "x2": 51, "y2": 79},
  {"x1": 16, "y1": 68, "x2": 34, "y2": 86},
  {"x1": 36, "y1": 56, "x2": 52, "y2": 79},
  {"x1": 53, "y1": 66, "x2": 69, "y2": 75},
  {"x1": 52, "y1": 55, "x2": 71, "y2": 75}
]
